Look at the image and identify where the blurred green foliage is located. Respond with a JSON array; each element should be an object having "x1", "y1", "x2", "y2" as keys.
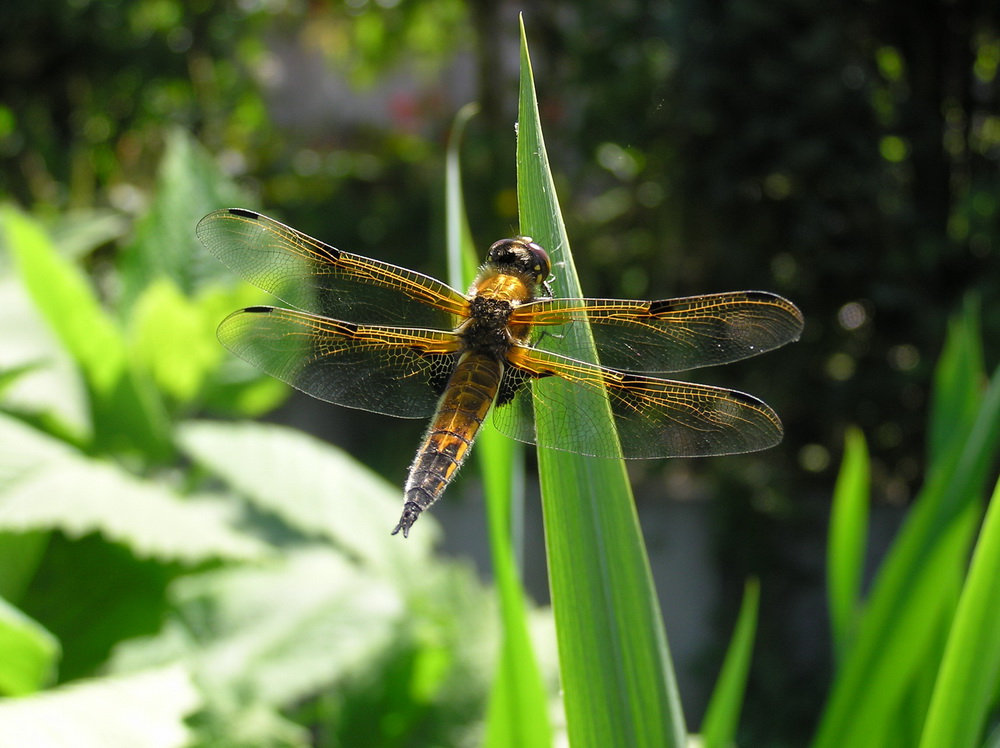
[
  {"x1": 0, "y1": 0, "x2": 998, "y2": 745},
  {"x1": 0, "y1": 131, "x2": 509, "y2": 746}
]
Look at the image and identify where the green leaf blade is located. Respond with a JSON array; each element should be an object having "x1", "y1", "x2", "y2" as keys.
[
  {"x1": 827, "y1": 426, "x2": 870, "y2": 661},
  {"x1": 812, "y1": 307, "x2": 1000, "y2": 748},
  {"x1": 700, "y1": 578, "x2": 760, "y2": 748},
  {"x1": 517, "y1": 18, "x2": 685, "y2": 748},
  {"x1": 443, "y1": 103, "x2": 552, "y2": 748},
  {"x1": 919, "y1": 476, "x2": 1000, "y2": 748}
]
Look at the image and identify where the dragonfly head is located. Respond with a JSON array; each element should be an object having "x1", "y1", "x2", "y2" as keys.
[{"x1": 487, "y1": 237, "x2": 552, "y2": 287}]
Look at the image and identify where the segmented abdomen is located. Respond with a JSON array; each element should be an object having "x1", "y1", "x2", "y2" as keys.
[{"x1": 392, "y1": 352, "x2": 502, "y2": 536}]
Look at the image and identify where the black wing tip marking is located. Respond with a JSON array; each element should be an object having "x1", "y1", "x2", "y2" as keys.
[
  {"x1": 218, "y1": 207, "x2": 342, "y2": 262},
  {"x1": 726, "y1": 387, "x2": 767, "y2": 407},
  {"x1": 243, "y1": 305, "x2": 276, "y2": 314},
  {"x1": 227, "y1": 207, "x2": 260, "y2": 219},
  {"x1": 743, "y1": 290, "x2": 779, "y2": 303}
]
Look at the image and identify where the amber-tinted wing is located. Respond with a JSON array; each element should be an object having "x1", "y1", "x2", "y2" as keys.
[
  {"x1": 218, "y1": 306, "x2": 460, "y2": 418},
  {"x1": 509, "y1": 291, "x2": 803, "y2": 373},
  {"x1": 491, "y1": 344, "x2": 783, "y2": 458},
  {"x1": 197, "y1": 209, "x2": 469, "y2": 328}
]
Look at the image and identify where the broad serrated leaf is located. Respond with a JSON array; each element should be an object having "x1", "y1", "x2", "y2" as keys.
[
  {"x1": 0, "y1": 414, "x2": 266, "y2": 563},
  {"x1": 2, "y1": 205, "x2": 172, "y2": 458},
  {"x1": 129, "y1": 279, "x2": 227, "y2": 405},
  {"x1": 125, "y1": 548, "x2": 406, "y2": 707},
  {"x1": 0, "y1": 267, "x2": 90, "y2": 439},
  {"x1": 0, "y1": 665, "x2": 200, "y2": 748},
  {"x1": 119, "y1": 128, "x2": 249, "y2": 311},
  {"x1": 178, "y1": 420, "x2": 433, "y2": 576}
]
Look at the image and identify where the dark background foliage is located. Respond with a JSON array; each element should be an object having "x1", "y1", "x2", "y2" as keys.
[{"x1": 2, "y1": 0, "x2": 997, "y2": 744}]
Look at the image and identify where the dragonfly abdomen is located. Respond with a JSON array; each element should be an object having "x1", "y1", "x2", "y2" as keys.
[{"x1": 393, "y1": 352, "x2": 503, "y2": 537}]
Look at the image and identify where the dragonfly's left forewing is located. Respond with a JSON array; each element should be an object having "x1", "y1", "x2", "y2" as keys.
[{"x1": 198, "y1": 209, "x2": 469, "y2": 328}]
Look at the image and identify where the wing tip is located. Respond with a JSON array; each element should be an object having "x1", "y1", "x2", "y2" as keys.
[{"x1": 227, "y1": 207, "x2": 260, "y2": 219}]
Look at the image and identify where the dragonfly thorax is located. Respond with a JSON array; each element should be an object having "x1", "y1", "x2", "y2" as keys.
[{"x1": 461, "y1": 295, "x2": 517, "y2": 359}]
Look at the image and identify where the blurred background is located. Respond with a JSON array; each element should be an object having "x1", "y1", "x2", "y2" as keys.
[{"x1": 1, "y1": 0, "x2": 998, "y2": 745}]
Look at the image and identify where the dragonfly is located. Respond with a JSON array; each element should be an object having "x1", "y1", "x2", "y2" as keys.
[{"x1": 197, "y1": 208, "x2": 804, "y2": 537}]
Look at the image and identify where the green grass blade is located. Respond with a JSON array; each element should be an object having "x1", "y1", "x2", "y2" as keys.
[
  {"x1": 927, "y1": 297, "x2": 984, "y2": 464},
  {"x1": 700, "y1": 578, "x2": 760, "y2": 748},
  {"x1": 918, "y1": 475, "x2": 1000, "y2": 748},
  {"x1": 443, "y1": 102, "x2": 551, "y2": 748},
  {"x1": 517, "y1": 18, "x2": 685, "y2": 747},
  {"x1": 811, "y1": 309, "x2": 1000, "y2": 748},
  {"x1": 827, "y1": 426, "x2": 870, "y2": 662}
]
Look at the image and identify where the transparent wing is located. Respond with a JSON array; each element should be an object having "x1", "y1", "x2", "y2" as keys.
[
  {"x1": 198, "y1": 208, "x2": 469, "y2": 327},
  {"x1": 490, "y1": 344, "x2": 783, "y2": 458},
  {"x1": 509, "y1": 291, "x2": 803, "y2": 373},
  {"x1": 218, "y1": 306, "x2": 460, "y2": 418}
]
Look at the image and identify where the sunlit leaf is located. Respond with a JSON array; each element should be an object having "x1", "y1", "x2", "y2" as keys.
[
  {"x1": 2, "y1": 205, "x2": 172, "y2": 458},
  {"x1": 178, "y1": 420, "x2": 432, "y2": 577},
  {"x1": 119, "y1": 128, "x2": 249, "y2": 312},
  {"x1": 0, "y1": 665, "x2": 200, "y2": 748},
  {"x1": 0, "y1": 414, "x2": 265, "y2": 563},
  {"x1": 0, "y1": 595, "x2": 60, "y2": 696},
  {"x1": 517, "y1": 17, "x2": 685, "y2": 748}
]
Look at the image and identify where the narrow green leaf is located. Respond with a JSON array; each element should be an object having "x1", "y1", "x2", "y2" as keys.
[
  {"x1": 927, "y1": 297, "x2": 983, "y2": 464},
  {"x1": 445, "y1": 101, "x2": 483, "y2": 289},
  {"x1": 0, "y1": 595, "x2": 60, "y2": 695},
  {"x1": 827, "y1": 426, "x2": 870, "y2": 661},
  {"x1": 700, "y1": 578, "x2": 760, "y2": 748},
  {"x1": 0, "y1": 665, "x2": 200, "y2": 748},
  {"x1": 442, "y1": 103, "x2": 552, "y2": 748},
  {"x1": 918, "y1": 476, "x2": 1000, "y2": 748},
  {"x1": 517, "y1": 18, "x2": 685, "y2": 748},
  {"x1": 811, "y1": 310, "x2": 1000, "y2": 748}
]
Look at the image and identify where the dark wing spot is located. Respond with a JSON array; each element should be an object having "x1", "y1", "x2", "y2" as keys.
[
  {"x1": 496, "y1": 366, "x2": 537, "y2": 407},
  {"x1": 427, "y1": 353, "x2": 459, "y2": 395},
  {"x1": 647, "y1": 299, "x2": 679, "y2": 316},
  {"x1": 244, "y1": 306, "x2": 275, "y2": 314},
  {"x1": 228, "y1": 208, "x2": 260, "y2": 219}
]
